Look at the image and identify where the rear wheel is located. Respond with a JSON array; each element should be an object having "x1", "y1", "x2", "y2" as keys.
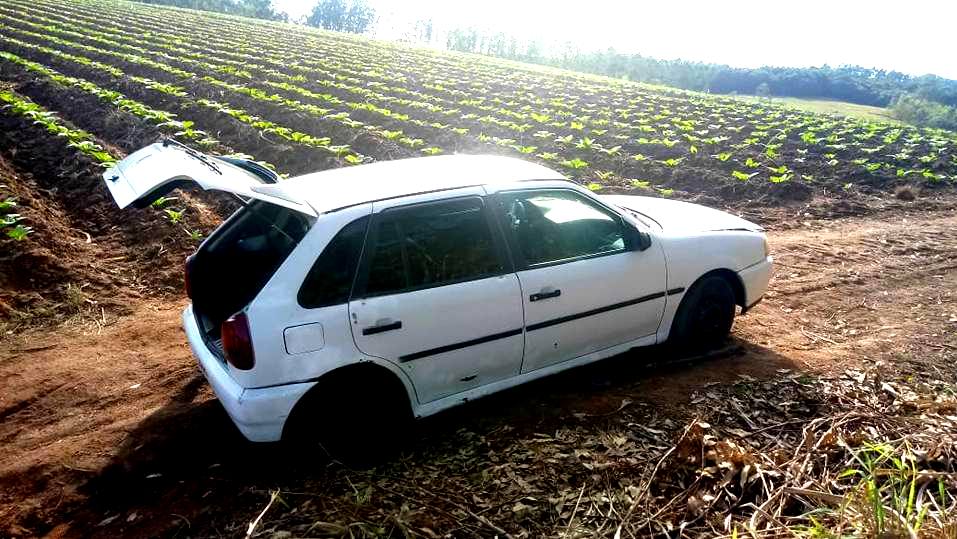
[
  {"x1": 669, "y1": 275, "x2": 736, "y2": 353},
  {"x1": 285, "y1": 369, "x2": 411, "y2": 467}
]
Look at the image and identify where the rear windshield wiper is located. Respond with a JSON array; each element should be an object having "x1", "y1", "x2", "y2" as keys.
[{"x1": 162, "y1": 138, "x2": 222, "y2": 176}]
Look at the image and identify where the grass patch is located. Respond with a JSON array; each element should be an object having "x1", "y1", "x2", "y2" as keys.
[{"x1": 737, "y1": 95, "x2": 900, "y2": 124}]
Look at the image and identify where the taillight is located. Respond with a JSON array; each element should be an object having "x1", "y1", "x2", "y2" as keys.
[
  {"x1": 221, "y1": 312, "x2": 255, "y2": 370},
  {"x1": 184, "y1": 255, "x2": 194, "y2": 299}
]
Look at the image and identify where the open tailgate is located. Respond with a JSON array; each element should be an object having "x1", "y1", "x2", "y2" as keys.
[{"x1": 102, "y1": 142, "x2": 317, "y2": 216}]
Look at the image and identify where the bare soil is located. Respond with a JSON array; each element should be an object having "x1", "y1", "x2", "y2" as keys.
[{"x1": 2, "y1": 201, "x2": 954, "y2": 537}]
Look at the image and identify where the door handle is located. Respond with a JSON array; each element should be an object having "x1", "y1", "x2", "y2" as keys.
[
  {"x1": 530, "y1": 289, "x2": 562, "y2": 302},
  {"x1": 362, "y1": 320, "x2": 402, "y2": 335}
]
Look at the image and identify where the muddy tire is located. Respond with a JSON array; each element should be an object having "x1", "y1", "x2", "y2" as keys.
[{"x1": 669, "y1": 275, "x2": 736, "y2": 353}]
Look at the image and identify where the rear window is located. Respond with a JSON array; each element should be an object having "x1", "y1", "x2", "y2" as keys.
[
  {"x1": 191, "y1": 201, "x2": 311, "y2": 333},
  {"x1": 298, "y1": 216, "x2": 370, "y2": 309}
]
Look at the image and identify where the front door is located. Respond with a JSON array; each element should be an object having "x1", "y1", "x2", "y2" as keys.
[
  {"x1": 349, "y1": 194, "x2": 525, "y2": 404},
  {"x1": 493, "y1": 188, "x2": 667, "y2": 373}
]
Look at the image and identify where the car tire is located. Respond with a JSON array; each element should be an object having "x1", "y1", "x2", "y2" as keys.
[
  {"x1": 286, "y1": 372, "x2": 411, "y2": 467},
  {"x1": 669, "y1": 275, "x2": 736, "y2": 353}
]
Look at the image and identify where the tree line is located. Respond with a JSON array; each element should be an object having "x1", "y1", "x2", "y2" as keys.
[
  {"x1": 139, "y1": 0, "x2": 377, "y2": 31},
  {"x1": 437, "y1": 32, "x2": 957, "y2": 130},
  {"x1": 138, "y1": 0, "x2": 289, "y2": 21},
  {"x1": 135, "y1": 1, "x2": 957, "y2": 130}
]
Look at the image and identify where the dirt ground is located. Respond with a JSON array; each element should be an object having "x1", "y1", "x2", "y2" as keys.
[{"x1": 2, "y1": 200, "x2": 954, "y2": 536}]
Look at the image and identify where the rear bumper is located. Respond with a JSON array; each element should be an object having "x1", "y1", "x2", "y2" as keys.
[
  {"x1": 182, "y1": 306, "x2": 314, "y2": 442},
  {"x1": 738, "y1": 256, "x2": 773, "y2": 310}
]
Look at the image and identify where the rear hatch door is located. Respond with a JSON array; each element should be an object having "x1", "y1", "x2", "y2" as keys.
[{"x1": 102, "y1": 142, "x2": 317, "y2": 216}]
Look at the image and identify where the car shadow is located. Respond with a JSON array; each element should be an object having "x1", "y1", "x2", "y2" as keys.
[{"x1": 73, "y1": 336, "x2": 800, "y2": 535}]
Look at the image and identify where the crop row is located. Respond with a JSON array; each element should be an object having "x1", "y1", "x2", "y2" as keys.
[
  {"x1": 0, "y1": 87, "x2": 116, "y2": 166},
  {"x1": 7, "y1": 11, "x2": 944, "y2": 186},
  {"x1": 13, "y1": 0, "x2": 951, "y2": 156},
  {"x1": 0, "y1": 35, "x2": 383, "y2": 181},
  {"x1": 0, "y1": 50, "x2": 224, "y2": 148},
  {"x1": 0, "y1": 26, "x2": 378, "y2": 164},
  {"x1": 7, "y1": 0, "x2": 746, "y2": 136},
  {"x1": 2, "y1": 0, "x2": 953, "y2": 194}
]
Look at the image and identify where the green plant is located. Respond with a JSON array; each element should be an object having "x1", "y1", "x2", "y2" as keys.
[
  {"x1": 732, "y1": 170, "x2": 759, "y2": 181},
  {"x1": 575, "y1": 137, "x2": 595, "y2": 150},
  {"x1": 151, "y1": 196, "x2": 176, "y2": 208},
  {"x1": 831, "y1": 441, "x2": 951, "y2": 537},
  {"x1": 184, "y1": 228, "x2": 203, "y2": 241},
  {"x1": 662, "y1": 157, "x2": 684, "y2": 167},
  {"x1": 561, "y1": 158, "x2": 589, "y2": 170},
  {"x1": 6, "y1": 223, "x2": 32, "y2": 240},
  {"x1": 163, "y1": 208, "x2": 185, "y2": 224}
]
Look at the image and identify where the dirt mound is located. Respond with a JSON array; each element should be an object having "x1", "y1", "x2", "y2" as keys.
[
  {"x1": 0, "y1": 104, "x2": 220, "y2": 328},
  {"x1": 0, "y1": 153, "x2": 126, "y2": 327}
]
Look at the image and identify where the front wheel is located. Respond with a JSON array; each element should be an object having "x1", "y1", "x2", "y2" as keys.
[{"x1": 669, "y1": 275, "x2": 736, "y2": 353}]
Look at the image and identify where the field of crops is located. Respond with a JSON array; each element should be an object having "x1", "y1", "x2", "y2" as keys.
[{"x1": 1, "y1": 0, "x2": 955, "y2": 211}]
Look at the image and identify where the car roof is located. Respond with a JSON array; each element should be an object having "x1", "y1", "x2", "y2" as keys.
[{"x1": 251, "y1": 154, "x2": 568, "y2": 214}]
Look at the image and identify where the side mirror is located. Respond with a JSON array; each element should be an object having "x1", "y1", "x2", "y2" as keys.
[{"x1": 625, "y1": 224, "x2": 652, "y2": 252}]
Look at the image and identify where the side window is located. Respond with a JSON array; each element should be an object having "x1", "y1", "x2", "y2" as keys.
[
  {"x1": 498, "y1": 190, "x2": 625, "y2": 266},
  {"x1": 298, "y1": 215, "x2": 369, "y2": 309},
  {"x1": 362, "y1": 197, "x2": 504, "y2": 297}
]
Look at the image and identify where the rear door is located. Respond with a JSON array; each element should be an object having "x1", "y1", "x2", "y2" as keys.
[
  {"x1": 102, "y1": 142, "x2": 316, "y2": 216},
  {"x1": 492, "y1": 188, "x2": 667, "y2": 373},
  {"x1": 348, "y1": 190, "x2": 525, "y2": 404}
]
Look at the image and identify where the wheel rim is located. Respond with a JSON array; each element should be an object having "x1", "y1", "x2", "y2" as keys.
[{"x1": 693, "y1": 292, "x2": 731, "y2": 341}]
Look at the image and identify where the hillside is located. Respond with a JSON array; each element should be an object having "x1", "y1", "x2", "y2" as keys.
[{"x1": 0, "y1": 0, "x2": 953, "y2": 209}]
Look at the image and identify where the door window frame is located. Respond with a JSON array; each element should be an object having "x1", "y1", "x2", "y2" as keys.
[
  {"x1": 351, "y1": 195, "x2": 514, "y2": 300},
  {"x1": 491, "y1": 188, "x2": 631, "y2": 271}
]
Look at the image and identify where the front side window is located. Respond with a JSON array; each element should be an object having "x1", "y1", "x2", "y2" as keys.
[
  {"x1": 498, "y1": 189, "x2": 625, "y2": 266},
  {"x1": 298, "y1": 215, "x2": 369, "y2": 309},
  {"x1": 362, "y1": 197, "x2": 504, "y2": 297}
]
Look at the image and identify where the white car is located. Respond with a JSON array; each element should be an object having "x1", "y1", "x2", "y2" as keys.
[{"x1": 104, "y1": 141, "x2": 772, "y2": 451}]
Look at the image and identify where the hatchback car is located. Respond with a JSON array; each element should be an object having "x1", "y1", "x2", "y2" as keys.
[{"x1": 104, "y1": 141, "x2": 772, "y2": 449}]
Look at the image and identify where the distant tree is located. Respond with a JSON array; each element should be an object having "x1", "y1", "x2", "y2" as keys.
[
  {"x1": 305, "y1": 0, "x2": 375, "y2": 33},
  {"x1": 523, "y1": 40, "x2": 543, "y2": 61},
  {"x1": 446, "y1": 27, "x2": 479, "y2": 53},
  {"x1": 413, "y1": 18, "x2": 433, "y2": 44},
  {"x1": 890, "y1": 93, "x2": 957, "y2": 130},
  {"x1": 139, "y1": 0, "x2": 287, "y2": 21}
]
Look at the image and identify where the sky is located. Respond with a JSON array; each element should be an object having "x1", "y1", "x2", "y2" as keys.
[{"x1": 273, "y1": 0, "x2": 957, "y2": 79}]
